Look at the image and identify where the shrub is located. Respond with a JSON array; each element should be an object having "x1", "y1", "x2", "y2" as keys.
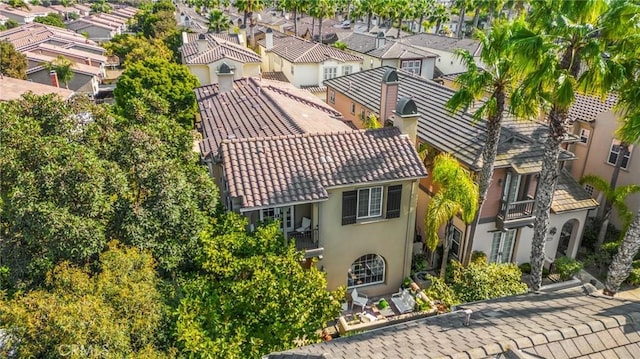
[
  {"x1": 378, "y1": 299, "x2": 388, "y2": 309},
  {"x1": 628, "y1": 268, "x2": 640, "y2": 286},
  {"x1": 448, "y1": 260, "x2": 528, "y2": 303},
  {"x1": 423, "y1": 275, "x2": 459, "y2": 310},
  {"x1": 519, "y1": 263, "x2": 531, "y2": 274},
  {"x1": 633, "y1": 260, "x2": 640, "y2": 269},
  {"x1": 403, "y1": 277, "x2": 412, "y2": 288},
  {"x1": 471, "y1": 251, "x2": 487, "y2": 264},
  {"x1": 411, "y1": 254, "x2": 428, "y2": 273},
  {"x1": 554, "y1": 256, "x2": 583, "y2": 281},
  {"x1": 415, "y1": 298, "x2": 431, "y2": 311}
]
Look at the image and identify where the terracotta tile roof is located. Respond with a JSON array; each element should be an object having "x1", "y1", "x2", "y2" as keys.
[
  {"x1": 209, "y1": 32, "x2": 241, "y2": 44},
  {"x1": 262, "y1": 71, "x2": 289, "y2": 82},
  {"x1": 325, "y1": 66, "x2": 574, "y2": 172},
  {"x1": 568, "y1": 92, "x2": 618, "y2": 123},
  {"x1": 341, "y1": 32, "x2": 437, "y2": 60},
  {"x1": 258, "y1": 31, "x2": 362, "y2": 64},
  {"x1": 195, "y1": 77, "x2": 349, "y2": 160},
  {"x1": 300, "y1": 85, "x2": 326, "y2": 93},
  {"x1": 273, "y1": 284, "x2": 640, "y2": 359},
  {"x1": 0, "y1": 23, "x2": 99, "y2": 51},
  {"x1": 222, "y1": 127, "x2": 427, "y2": 209},
  {"x1": 181, "y1": 33, "x2": 261, "y2": 64},
  {"x1": 552, "y1": 169, "x2": 599, "y2": 213}
]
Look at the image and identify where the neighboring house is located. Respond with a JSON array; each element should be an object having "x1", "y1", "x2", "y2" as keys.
[
  {"x1": 0, "y1": 23, "x2": 106, "y2": 94},
  {"x1": 0, "y1": 4, "x2": 50, "y2": 24},
  {"x1": 180, "y1": 32, "x2": 261, "y2": 85},
  {"x1": 566, "y1": 93, "x2": 640, "y2": 229},
  {"x1": 195, "y1": 72, "x2": 427, "y2": 295},
  {"x1": 72, "y1": 4, "x2": 91, "y2": 17},
  {"x1": 0, "y1": 75, "x2": 75, "y2": 101},
  {"x1": 340, "y1": 32, "x2": 438, "y2": 79},
  {"x1": 404, "y1": 32, "x2": 483, "y2": 75},
  {"x1": 257, "y1": 29, "x2": 363, "y2": 98},
  {"x1": 325, "y1": 67, "x2": 597, "y2": 267},
  {"x1": 110, "y1": 6, "x2": 138, "y2": 20},
  {"x1": 270, "y1": 283, "x2": 640, "y2": 358},
  {"x1": 67, "y1": 16, "x2": 120, "y2": 41}
]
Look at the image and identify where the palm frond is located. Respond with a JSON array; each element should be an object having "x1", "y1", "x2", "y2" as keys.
[{"x1": 579, "y1": 175, "x2": 612, "y2": 198}]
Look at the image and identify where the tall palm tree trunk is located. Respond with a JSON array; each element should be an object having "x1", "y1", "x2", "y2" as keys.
[
  {"x1": 530, "y1": 108, "x2": 565, "y2": 291},
  {"x1": 472, "y1": 7, "x2": 480, "y2": 29},
  {"x1": 604, "y1": 209, "x2": 640, "y2": 295},
  {"x1": 293, "y1": 7, "x2": 298, "y2": 36},
  {"x1": 311, "y1": 17, "x2": 315, "y2": 38},
  {"x1": 456, "y1": 1, "x2": 465, "y2": 38},
  {"x1": 440, "y1": 220, "x2": 453, "y2": 278},
  {"x1": 396, "y1": 16, "x2": 402, "y2": 38},
  {"x1": 367, "y1": 11, "x2": 372, "y2": 32},
  {"x1": 418, "y1": 15, "x2": 424, "y2": 33},
  {"x1": 318, "y1": 16, "x2": 323, "y2": 43}
]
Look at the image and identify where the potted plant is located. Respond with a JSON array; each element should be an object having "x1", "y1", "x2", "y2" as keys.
[
  {"x1": 377, "y1": 298, "x2": 389, "y2": 309},
  {"x1": 402, "y1": 277, "x2": 411, "y2": 289}
]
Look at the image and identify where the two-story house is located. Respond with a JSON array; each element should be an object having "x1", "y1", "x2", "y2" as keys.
[
  {"x1": 566, "y1": 93, "x2": 639, "y2": 229},
  {"x1": 325, "y1": 67, "x2": 598, "y2": 267},
  {"x1": 257, "y1": 29, "x2": 363, "y2": 98},
  {"x1": 340, "y1": 32, "x2": 438, "y2": 79},
  {"x1": 195, "y1": 66, "x2": 427, "y2": 295},
  {"x1": 180, "y1": 32, "x2": 261, "y2": 85},
  {"x1": 404, "y1": 33, "x2": 483, "y2": 76}
]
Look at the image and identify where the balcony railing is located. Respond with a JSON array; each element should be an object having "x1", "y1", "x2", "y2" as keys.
[
  {"x1": 287, "y1": 228, "x2": 323, "y2": 258},
  {"x1": 503, "y1": 199, "x2": 535, "y2": 220}
]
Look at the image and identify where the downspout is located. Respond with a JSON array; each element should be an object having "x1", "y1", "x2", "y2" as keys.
[{"x1": 404, "y1": 180, "x2": 417, "y2": 279}]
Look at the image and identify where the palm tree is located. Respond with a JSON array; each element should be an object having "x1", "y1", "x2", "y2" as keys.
[
  {"x1": 447, "y1": 18, "x2": 539, "y2": 263},
  {"x1": 235, "y1": 0, "x2": 264, "y2": 34},
  {"x1": 208, "y1": 9, "x2": 230, "y2": 32},
  {"x1": 280, "y1": 0, "x2": 308, "y2": 37},
  {"x1": 605, "y1": 210, "x2": 640, "y2": 295},
  {"x1": 43, "y1": 56, "x2": 74, "y2": 89},
  {"x1": 454, "y1": 0, "x2": 467, "y2": 38},
  {"x1": 413, "y1": 0, "x2": 435, "y2": 34},
  {"x1": 513, "y1": 0, "x2": 635, "y2": 291},
  {"x1": 424, "y1": 153, "x2": 479, "y2": 278},
  {"x1": 580, "y1": 175, "x2": 640, "y2": 250},
  {"x1": 310, "y1": 0, "x2": 335, "y2": 44},
  {"x1": 428, "y1": 4, "x2": 449, "y2": 34},
  {"x1": 352, "y1": 0, "x2": 376, "y2": 32}
]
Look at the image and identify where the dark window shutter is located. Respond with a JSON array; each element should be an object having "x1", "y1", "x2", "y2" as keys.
[
  {"x1": 386, "y1": 185, "x2": 402, "y2": 219},
  {"x1": 342, "y1": 190, "x2": 357, "y2": 225}
]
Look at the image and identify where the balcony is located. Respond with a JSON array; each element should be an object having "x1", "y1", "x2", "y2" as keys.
[
  {"x1": 496, "y1": 199, "x2": 536, "y2": 229},
  {"x1": 287, "y1": 228, "x2": 323, "y2": 259}
]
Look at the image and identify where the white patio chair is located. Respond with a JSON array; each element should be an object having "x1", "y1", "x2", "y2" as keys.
[
  {"x1": 350, "y1": 287, "x2": 369, "y2": 311},
  {"x1": 295, "y1": 217, "x2": 311, "y2": 233}
]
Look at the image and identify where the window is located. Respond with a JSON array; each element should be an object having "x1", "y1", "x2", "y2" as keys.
[
  {"x1": 400, "y1": 59, "x2": 421, "y2": 75},
  {"x1": 357, "y1": 187, "x2": 383, "y2": 219},
  {"x1": 350, "y1": 102, "x2": 355, "y2": 114},
  {"x1": 343, "y1": 186, "x2": 400, "y2": 224},
  {"x1": 329, "y1": 90, "x2": 335, "y2": 104},
  {"x1": 607, "y1": 140, "x2": 632, "y2": 169},
  {"x1": 323, "y1": 66, "x2": 338, "y2": 80},
  {"x1": 579, "y1": 128, "x2": 590, "y2": 144},
  {"x1": 360, "y1": 108, "x2": 365, "y2": 120},
  {"x1": 450, "y1": 227, "x2": 462, "y2": 258},
  {"x1": 490, "y1": 229, "x2": 516, "y2": 263},
  {"x1": 343, "y1": 65, "x2": 352, "y2": 75},
  {"x1": 347, "y1": 254, "x2": 385, "y2": 287}
]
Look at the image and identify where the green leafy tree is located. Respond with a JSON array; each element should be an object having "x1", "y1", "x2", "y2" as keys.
[
  {"x1": 280, "y1": 0, "x2": 308, "y2": 37},
  {"x1": 352, "y1": 0, "x2": 376, "y2": 32},
  {"x1": 104, "y1": 34, "x2": 173, "y2": 66},
  {"x1": 0, "y1": 242, "x2": 175, "y2": 358},
  {"x1": 448, "y1": 259, "x2": 528, "y2": 303},
  {"x1": 0, "y1": 41, "x2": 27, "y2": 79},
  {"x1": 176, "y1": 213, "x2": 344, "y2": 358},
  {"x1": 114, "y1": 57, "x2": 200, "y2": 128},
  {"x1": 33, "y1": 12, "x2": 67, "y2": 28},
  {"x1": 362, "y1": 113, "x2": 381, "y2": 129},
  {"x1": 43, "y1": 55, "x2": 75, "y2": 88},
  {"x1": 424, "y1": 153, "x2": 478, "y2": 278},
  {"x1": 90, "y1": 0, "x2": 112, "y2": 13},
  {"x1": 447, "y1": 18, "x2": 539, "y2": 263},
  {"x1": 428, "y1": 3, "x2": 449, "y2": 34},
  {"x1": 514, "y1": 0, "x2": 637, "y2": 291}
]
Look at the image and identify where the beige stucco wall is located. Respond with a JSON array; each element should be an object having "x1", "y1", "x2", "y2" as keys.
[
  {"x1": 188, "y1": 61, "x2": 261, "y2": 86},
  {"x1": 317, "y1": 180, "x2": 419, "y2": 297},
  {"x1": 568, "y1": 111, "x2": 640, "y2": 228}
]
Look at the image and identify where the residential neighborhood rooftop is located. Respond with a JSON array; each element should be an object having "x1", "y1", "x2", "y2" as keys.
[
  {"x1": 181, "y1": 32, "x2": 261, "y2": 64},
  {"x1": 551, "y1": 169, "x2": 600, "y2": 213},
  {"x1": 259, "y1": 31, "x2": 363, "y2": 64},
  {"x1": 272, "y1": 284, "x2": 640, "y2": 359},
  {"x1": 0, "y1": 23, "x2": 101, "y2": 52},
  {"x1": 404, "y1": 32, "x2": 483, "y2": 55},
  {"x1": 222, "y1": 127, "x2": 428, "y2": 210},
  {"x1": 340, "y1": 32, "x2": 438, "y2": 60},
  {"x1": 195, "y1": 77, "x2": 351, "y2": 160},
  {"x1": 0, "y1": 75, "x2": 75, "y2": 101},
  {"x1": 569, "y1": 93, "x2": 618, "y2": 123}
]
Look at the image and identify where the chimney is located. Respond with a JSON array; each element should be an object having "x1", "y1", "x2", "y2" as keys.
[
  {"x1": 217, "y1": 62, "x2": 234, "y2": 93},
  {"x1": 265, "y1": 28, "x2": 273, "y2": 50},
  {"x1": 392, "y1": 96, "x2": 420, "y2": 144},
  {"x1": 238, "y1": 25, "x2": 247, "y2": 46},
  {"x1": 50, "y1": 70, "x2": 59, "y2": 88},
  {"x1": 379, "y1": 68, "x2": 399, "y2": 122},
  {"x1": 197, "y1": 33, "x2": 207, "y2": 53},
  {"x1": 85, "y1": 57, "x2": 91, "y2": 66},
  {"x1": 376, "y1": 31, "x2": 386, "y2": 49}
]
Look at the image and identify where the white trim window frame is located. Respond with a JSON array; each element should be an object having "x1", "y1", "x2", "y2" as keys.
[
  {"x1": 450, "y1": 227, "x2": 462, "y2": 259},
  {"x1": 579, "y1": 128, "x2": 590, "y2": 144},
  {"x1": 323, "y1": 66, "x2": 338, "y2": 80},
  {"x1": 329, "y1": 90, "x2": 335, "y2": 103},
  {"x1": 343, "y1": 65, "x2": 353, "y2": 75},
  {"x1": 356, "y1": 187, "x2": 383, "y2": 219},
  {"x1": 607, "y1": 140, "x2": 632, "y2": 169},
  {"x1": 400, "y1": 59, "x2": 421, "y2": 75},
  {"x1": 347, "y1": 254, "x2": 385, "y2": 288}
]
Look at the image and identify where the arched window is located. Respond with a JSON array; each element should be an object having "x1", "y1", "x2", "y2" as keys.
[{"x1": 347, "y1": 254, "x2": 385, "y2": 288}]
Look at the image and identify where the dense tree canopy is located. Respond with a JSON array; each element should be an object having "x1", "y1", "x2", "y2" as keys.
[
  {"x1": 33, "y1": 12, "x2": 67, "y2": 28},
  {"x1": 114, "y1": 57, "x2": 200, "y2": 127},
  {"x1": 176, "y1": 213, "x2": 344, "y2": 359},
  {"x1": 0, "y1": 41, "x2": 27, "y2": 79}
]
